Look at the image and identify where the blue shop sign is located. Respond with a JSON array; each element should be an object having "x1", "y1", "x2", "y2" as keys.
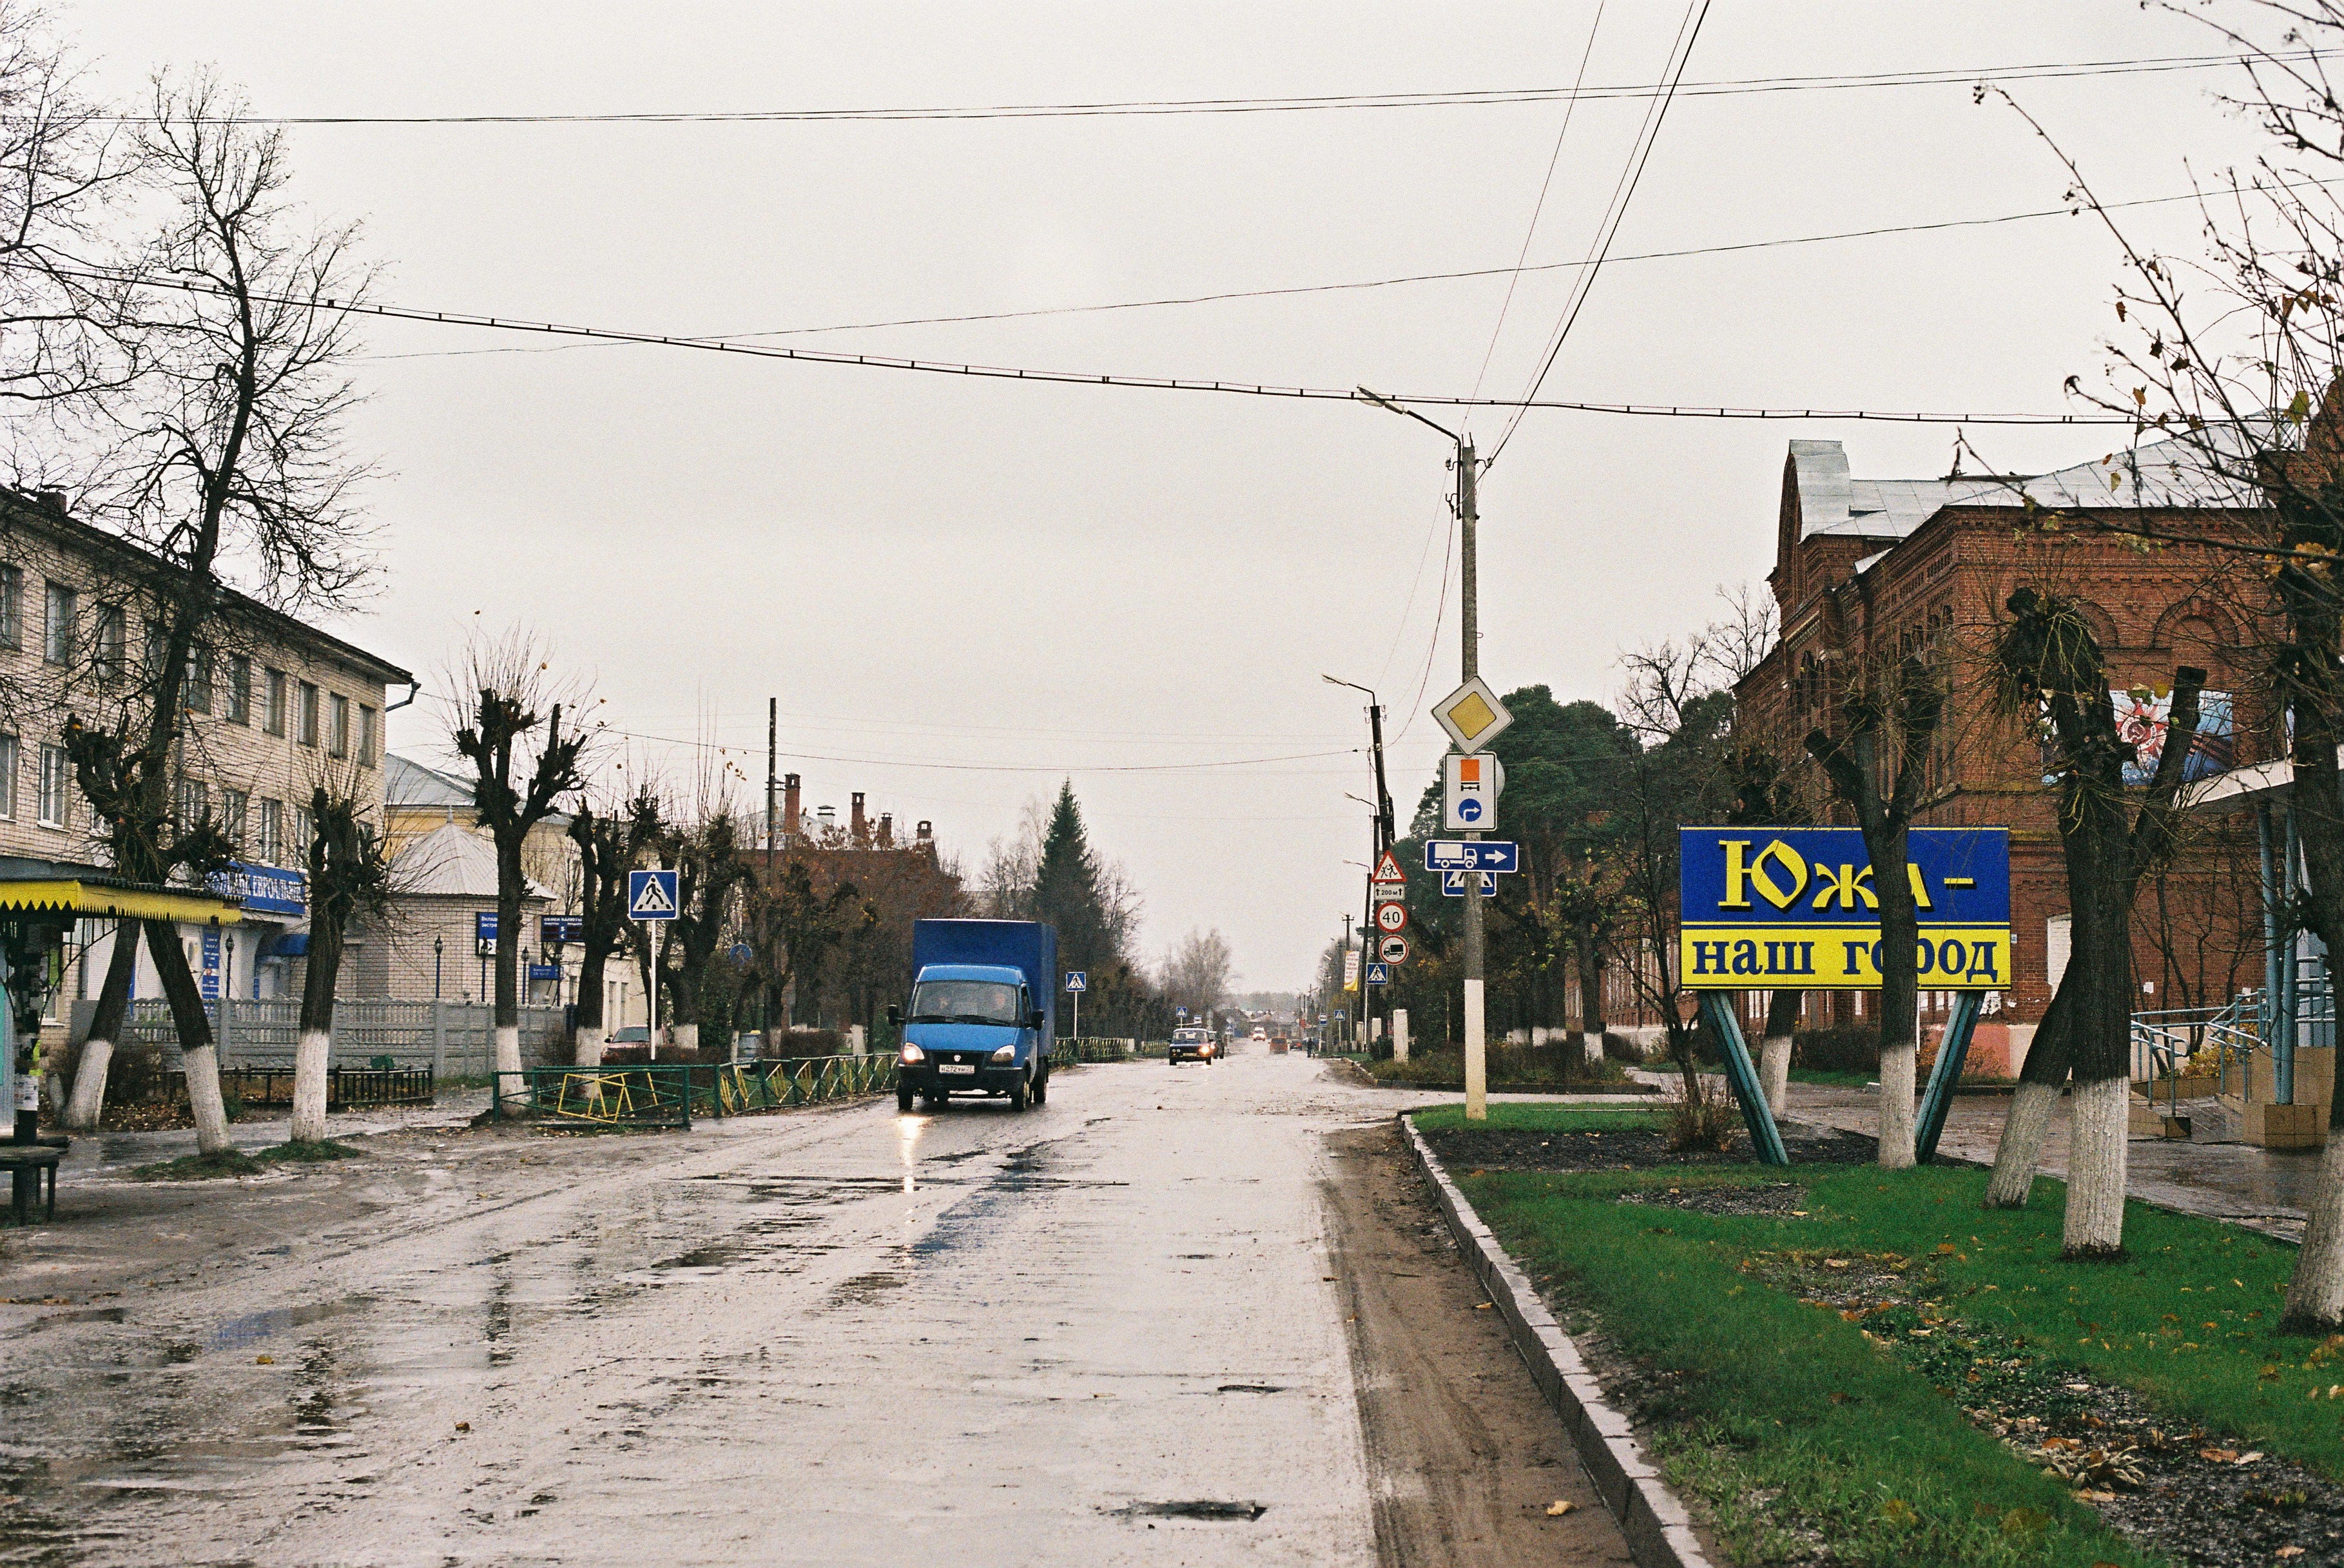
[{"x1": 211, "y1": 862, "x2": 306, "y2": 918}]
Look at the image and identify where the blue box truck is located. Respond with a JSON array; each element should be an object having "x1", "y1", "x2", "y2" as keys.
[{"x1": 888, "y1": 919, "x2": 1058, "y2": 1112}]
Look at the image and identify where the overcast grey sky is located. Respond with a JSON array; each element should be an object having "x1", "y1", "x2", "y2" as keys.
[{"x1": 59, "y1": 1, "x2": 2275, "y2": 989}]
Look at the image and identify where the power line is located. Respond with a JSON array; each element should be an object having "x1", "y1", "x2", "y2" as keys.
[
  {"x1": 1469, "y1": 0, "x2": 1609, "y2": 409},
  {"x1": 599, "y1": 724, "x2": 1366, "y2": 773},
  {"x1": 139, "y1": 50, "x2": 2303, "y2": 127},
  {"x1": 1493, "y1": 0, "x2": 1712, "y2": 465},
  {"x1": 80, "y1": 269, "x2": 2131, "y2": 424},
  {"x1": 353, "y1": 177, "x2": 2322, "y2": 367}
]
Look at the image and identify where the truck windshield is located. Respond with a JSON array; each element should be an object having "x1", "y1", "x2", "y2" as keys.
[{"x1": 907, "y1": 980, "x2": 1023, "y2": 1026}]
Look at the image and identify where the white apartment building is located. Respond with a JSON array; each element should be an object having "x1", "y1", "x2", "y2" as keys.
[{"x1": 0, "y1": 487, "x2": 413, "y2": 1018}]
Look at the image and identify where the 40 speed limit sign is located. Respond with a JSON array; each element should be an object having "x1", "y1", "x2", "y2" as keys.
[{"x1": 1373, "y1": 901, "x2": 1408, "y2": 935}]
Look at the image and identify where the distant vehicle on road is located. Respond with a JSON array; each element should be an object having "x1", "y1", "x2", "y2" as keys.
[
  {"x1": 1168, "y1": 1026, "x2": 1216, "y2": 1067},
  {"x1": 888, "y1": 919, "x2": 1057, "y2": 1114},
  {"x1": 1251, "y1": 1027, "x2": 1268, "y2": 1042}
]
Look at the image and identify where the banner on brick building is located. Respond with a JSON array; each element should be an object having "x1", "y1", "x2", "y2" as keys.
[{"x1": 1678, "y1": 826, "x2": 2011, "y2": 991}]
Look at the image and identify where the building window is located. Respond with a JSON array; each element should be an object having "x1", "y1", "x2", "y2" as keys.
[
  {"x1": 188, "y1": 644, "x2": 215, "y2": 715},
  {"x1": 263, "y1": 668, "x2": 287, "y2": 735},
  {"x1": 0, "y1": 565, "x2": 20, "y2": 650},
  {"x1": 37, "y1": 744, "x2": 67, "y2": 828},
  {"x1": 173, "y1": 775, "x2": 208, "y2": 829},
  {"x1": 94, "y1": 606, "x2": 124, "y2": 681},
  {"x1": 257, "y1": 797, "x2": 282, "y2": 864},
  {"x1": 358, "y1": 704, "x2": 377, "y2": 766},
  {"x1": 329, "y1": 693, "x2": 349, "y2": 759},
  {"x1": 225, "y1": 654, "x2": 250, "y2": 724},
  {"x1": 292, "y1": 801, "x2": 314, "y2": 857},
  {"x1": 0, "y1": 733, "x2": 17, "y2": 820},
  {"x1": 144, "y1": 620, "x2": 165, "y2": 677},
  {"x1": 42, "y1": 583, "x2": 75, "y2": 666},
  {"x1": 297, "y1": 681, "x2": 318, "y2": 748},
  {"x1": 222, "y1": 788, "x2": 247, "y2": 844}
]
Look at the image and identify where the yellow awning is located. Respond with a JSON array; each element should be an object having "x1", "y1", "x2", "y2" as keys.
[{"x1": 0, "y1": 880, "x2": 241, "y2": 924}]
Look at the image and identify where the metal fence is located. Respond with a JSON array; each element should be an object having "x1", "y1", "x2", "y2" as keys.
[
  {"x1": 1052, "y1": 1038, "x2": 1135, "y2": 1065},
  {"x1": 495, "y1": 1052, "x2": 899, "y2": 1132},
  {"x1": 87, "y1": 998, "x2": 570, "y2": 1078}
]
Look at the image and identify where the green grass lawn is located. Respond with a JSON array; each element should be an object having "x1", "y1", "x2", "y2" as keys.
[
  {"x1": 1788, "y1": 1065, "x2": 1876, "y2": 1087},
  {"x1": 1411, "y1": 1102, "x2": 1665, "y2": 1134},
  {"x1": 1435, "y1": 1122, "x2": 2338, "y2": 1567}
]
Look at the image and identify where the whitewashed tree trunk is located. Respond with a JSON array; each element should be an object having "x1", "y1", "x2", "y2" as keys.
[
  {"x1": 2061, "y1": 1074, "x2": 2129, "y2": 1258},
  {"x1": 182, "y1": 1043, "x2": 232, "y2": 1156},
  {"x1": 574, "y1": 1023, "x2": 606, "y2": 1068},
  {"x1": 1877, "y1": 1037, "x2": 1917, "y2": 1168},
  {"x1": 64, "y1": 1039, "x2": 112, "y2": 1132},
  {"x1": 1984, "y1": 1079, "x2": 2060, "y2": 1208},
  {"x1": 493, "y1": 1023, "x2": 523, "y2": 1107},
  {"x1": 2285, "y1": 1132, "x2": 2344, "y2": 1330},
  {"x1": 671, "y1": 1022, "x2": 699, "y2": 1056},
  {"x1": 289, "y1": 1029, "x2": 330, "y2": 1143},
  {"x1": 1759, "y1": 1032, "x2": 1792, "y2": 1116}
]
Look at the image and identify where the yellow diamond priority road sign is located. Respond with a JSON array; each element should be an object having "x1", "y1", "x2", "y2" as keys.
[{"x1": 1432, "y1": 677, "x2": 1513, "y2": 753}]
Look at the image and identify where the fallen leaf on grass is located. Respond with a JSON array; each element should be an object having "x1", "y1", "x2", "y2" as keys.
[
  {"x1": 2200, "y1": 1448, "x2": 2238, "y2": 1463},
  {"x1": 2278, "y1": 1547, "x2": 2307, "y2": 1560},
  {"x1": 1475, "y1": 1302, "x2": 1494, "y2": 1311},
  {"x1": 2073, "y1": 1489, "x2": 2116, "y2": 1504},
  {"x1": 1545, "y1": 1500, "x2": 1576, "y2": 1516}
]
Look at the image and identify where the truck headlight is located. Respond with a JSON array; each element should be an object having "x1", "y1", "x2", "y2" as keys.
[
  {"x1": 900, "y1": 1043, "x2": 925, "y2": 1065},
  {"x1": 990, "y1": 1045, "x2": 1016, "y2": 1063}
]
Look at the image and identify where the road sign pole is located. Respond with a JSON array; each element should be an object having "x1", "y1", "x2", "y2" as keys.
[
  {"x1": 650, "y1": 921, "x2": 660, "y2": 1061},
  {"x1": 1458, "y1": 438, "x2": 1487, "y2": 1121}
]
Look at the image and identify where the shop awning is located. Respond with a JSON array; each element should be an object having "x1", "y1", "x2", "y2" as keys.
[{"x1": 0, "y1": 878, "x2": 241, "y2": 924}]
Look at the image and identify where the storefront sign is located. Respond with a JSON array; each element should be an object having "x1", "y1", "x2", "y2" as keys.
[{"x1": 210, "y1": 862, "x2": 305, "y2": 918}]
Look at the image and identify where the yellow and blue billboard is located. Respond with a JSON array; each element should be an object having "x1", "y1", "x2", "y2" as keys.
[{"x1": 1678, "y1": 827, "x2": 2011, "y2": 991}]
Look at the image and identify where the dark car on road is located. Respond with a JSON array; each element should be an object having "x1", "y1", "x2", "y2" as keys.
[{"x1": 1167, "y1": 1026, "x2": 1216, "y2": 1067}]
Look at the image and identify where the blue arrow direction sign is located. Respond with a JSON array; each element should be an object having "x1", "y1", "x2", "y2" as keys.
[
  {"x1": 1065, "y1": 971, "x2": 1087, "y2": 992},
  {"x1": 628, "y1": 868, "x2": 680, "y2": 921},
  {"x1": 1424, "y1": 840, "x2": 1518, "y2": 873},
  {"x1": 1364, "y1": 962, "x2": 1390, "y2": 985},
  {"x1": 1440, "y1": 869, "x2": 1499, "y2": 897}
]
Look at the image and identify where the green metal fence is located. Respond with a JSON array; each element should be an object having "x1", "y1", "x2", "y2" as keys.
[
  {"x1": 502, "y1": 1065, "x2": 695, "y2": 1130},
  {"x1": 1051, "y1": 1038, "x2": 1132, "y2": 1067},
  {"x1": 702, "y1": 1054, "x2": 895, "y2": 1115}
]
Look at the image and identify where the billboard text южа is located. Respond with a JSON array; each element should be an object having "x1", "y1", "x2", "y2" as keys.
[{"x1": 1678, "y1": 826, "x2": 2011, "y2": 991}]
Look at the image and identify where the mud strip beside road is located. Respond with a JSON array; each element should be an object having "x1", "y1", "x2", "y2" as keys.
[{"x1": 1321, "y1": 1122, "x2": 1632, "y2": 1567}]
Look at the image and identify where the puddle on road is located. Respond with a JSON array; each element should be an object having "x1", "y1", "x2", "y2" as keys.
[{"x1": 208, "y1": 1297, "x2": 367, "y2": 1353}]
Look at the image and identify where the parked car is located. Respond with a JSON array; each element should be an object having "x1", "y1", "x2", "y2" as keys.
[{"x1": 1168, "y1": 1026, "x2": 1216, "y2": 1067}]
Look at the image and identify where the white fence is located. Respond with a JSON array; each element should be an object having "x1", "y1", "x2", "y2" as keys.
[{"x1": 70, "y1": 998, "x2": 571, "y2": 1078}]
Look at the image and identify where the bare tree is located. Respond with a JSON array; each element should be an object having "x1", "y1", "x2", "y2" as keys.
[
  {"x1": 449, "y1": 628, "x2": 590, "y2": 1104},
  {"x1": 568, "y1": 789, "x2": 657, "y2": 1066},
  {"x1": 61, "y1": 72, "x2": 374, "y2": 1152},
  {"x1": 1805, "y1": 655, "x2": 1944, "y2": 1168},
  {"x1": 1161, "y1": 928, "x2": 1234, "y2": 1018},
  {"x1": 290, "y1": 780, "x2": 390, "y2": 1143}
]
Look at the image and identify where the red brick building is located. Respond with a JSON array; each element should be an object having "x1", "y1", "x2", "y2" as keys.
[{"x1": 1733, "y1": 434, "x2": 2271, "y2": 1072}]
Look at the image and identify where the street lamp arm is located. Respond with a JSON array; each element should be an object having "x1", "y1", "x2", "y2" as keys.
[{"x1": 1356, "y1": 385, "x2": 1461, "y2": 444}]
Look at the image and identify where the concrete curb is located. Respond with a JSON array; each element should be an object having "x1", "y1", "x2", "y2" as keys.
[{"x1": 1400, "y1": 1113, "x2": 1718, "y2": 1568}]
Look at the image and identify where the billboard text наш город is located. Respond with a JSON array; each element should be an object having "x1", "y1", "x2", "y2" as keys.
[{"x1": 1677, "y1": 826, "x2": 2012, "y2": 990}]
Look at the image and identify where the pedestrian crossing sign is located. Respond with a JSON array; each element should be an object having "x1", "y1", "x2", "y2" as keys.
[{"x1": 628, "y1": 868, "x2": 679, "y2": 921}]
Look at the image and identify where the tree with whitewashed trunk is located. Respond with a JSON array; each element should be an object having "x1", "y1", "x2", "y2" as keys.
[
  {"x1": 287, "y1": 784, "x2": 389, "y2": 1143},
  {"x1": 53, "y1": 72, "x2": 374, "y2": 1152},
  {"x1": 1991, "y1": 590, "x2": 2205, "y2": 1257},
  {"x1": 1723, "y1": 744, "x2": 1813, "y2": 1114},
  {"x1": 61, "y1": 924, "x2": 134, "y2": 1130},
  {"x1": 1805, "y1": 655, "x2": 1943, "y2": 1170},
  {"x1": 450, "y1": 630, "x2": 591, "y2": 1108},
  {"x1": 1983, "y1": 973, "x2": 2075, "y2": 1209},
  {"x1": 567, "y1": 791, "x2": 658, "y2": 1067}
]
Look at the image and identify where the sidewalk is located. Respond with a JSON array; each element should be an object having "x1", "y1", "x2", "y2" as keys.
[
  {"x1": 50, "y1": 1086, "x2": 492, "y2": 1177},
  {"x1": 1785, "y1": 1081, "x2": 2323, "y2": 1243}
]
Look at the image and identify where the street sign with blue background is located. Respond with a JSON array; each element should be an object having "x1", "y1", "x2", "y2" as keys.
[
  {"x1": 1364, "y1": 962, "x2": 1390, "y2": 985},
  {"x1": 628, "y1": 869, "x2": 680, "y2": 921},
  {"x1": 1424, "y1": 840, "x2": 1518, "y2": 873},
  {"x1": 1440, "y1": 869, "x2": 1498, "y2": 897},
  {"x1": 540, "y1": 915, "x2": 584, "y2": 947},
  {"x1": 475, "y1": 911, "x2": 499, "y2": 953},
  {"x1": 1066, "y1": 971, "x2": 1087, "y2": 992},
  {"x1": 1678, "y1": 826, "x2": 2011, "y2": 990}
]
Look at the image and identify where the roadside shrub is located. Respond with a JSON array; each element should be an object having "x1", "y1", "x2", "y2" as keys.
[
  {"x1": 1363, "y1": 1044, "x2": 1629, "y2": 1089},
  {"x1": 1600, "y1": 1030, "x2": 1649, "y2": 1063},
  {"x1": 1793, "y1": 1026, "x2": 1880, "y2": 1074},
  {"x1": 1663, "y1": 1072, "x2": 1736, "y2": 1152}
]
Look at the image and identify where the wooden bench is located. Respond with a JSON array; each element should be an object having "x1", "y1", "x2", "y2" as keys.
[{"x1": 0, "y1": 1142, "x2": 65, "y2": 1225}]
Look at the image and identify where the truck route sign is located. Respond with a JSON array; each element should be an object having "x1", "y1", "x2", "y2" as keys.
[{"x1": 1677, "y1": 826, "x2": 2010, "y2": 991}]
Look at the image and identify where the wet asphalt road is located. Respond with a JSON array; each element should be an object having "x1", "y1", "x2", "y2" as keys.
[{"x1": 0, "y1": 1052, "x2": 1426, "y2": 1565}]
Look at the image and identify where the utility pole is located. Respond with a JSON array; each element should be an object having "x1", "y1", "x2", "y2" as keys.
[
  {"x1": 1342, "y1": 911, "x2": 1353, "y2": 1050},
  {"x1": 1458, "y1": 438, "x2": 1487, "y2": 1121},
  {"x1": 766, "y1": 697, "x2": 777, "y2": 1038}
]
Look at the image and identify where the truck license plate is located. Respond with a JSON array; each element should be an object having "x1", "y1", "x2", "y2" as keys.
[{"x1": 938, "y1": 1063, "x2": 976, "y2": 1076}]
